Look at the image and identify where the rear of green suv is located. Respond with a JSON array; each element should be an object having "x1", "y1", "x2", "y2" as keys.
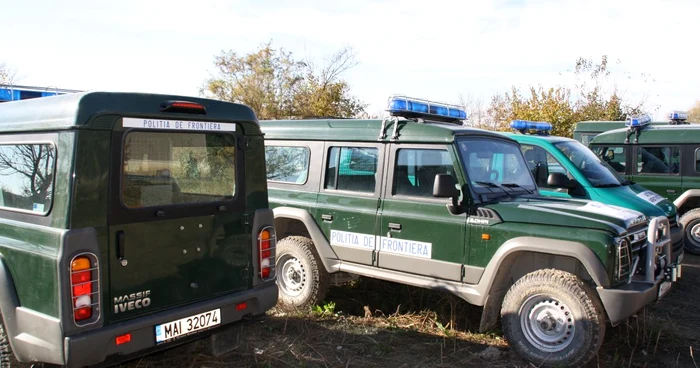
[
  {"x1": 260, "y1": 95, "x2": 679, "y2": 368},
  {"x1": 589, "y1": 114, "x2": 700, "y2": 254},
  {"x1": 0, "y1": 92, "x2": 277, "y2": 367}
]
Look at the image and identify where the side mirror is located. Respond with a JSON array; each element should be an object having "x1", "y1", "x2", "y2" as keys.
[
  {"x1": 433, "y1": 174, "x2": 460, "y2": 198},
  {"x1": 547, "y1": 172, "x2": 577, "y2": 189}
]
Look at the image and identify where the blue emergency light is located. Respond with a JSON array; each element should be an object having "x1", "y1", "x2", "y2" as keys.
[
  {"x1": 510, "y1": 120, "x2": 552, "y2": 134},
  {"x1": 625, "y1": 115, "x2": 652, "y2": 128},
  {"x1": 668, "y1": 110, "x2": 688, "y2": 121},
  {"x1": 387, "y1": 95, "x2": 467, "y2": 123}
]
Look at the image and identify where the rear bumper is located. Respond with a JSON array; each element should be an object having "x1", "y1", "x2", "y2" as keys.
[{"x1": 65, "y1": 282, "x2": 277, "y2": 368}]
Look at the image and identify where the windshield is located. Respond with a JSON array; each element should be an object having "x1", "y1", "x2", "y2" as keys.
[
  {"x1": 553, "y1": 140, "x2": 625, "y2": 187},
  {"x1": 456, "y1": 137, "x2": 537, "y2": 195}
]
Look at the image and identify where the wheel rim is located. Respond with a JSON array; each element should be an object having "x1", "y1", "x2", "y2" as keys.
[
  {"x1": 691, "y1": 222, "x2": 700, "y2": 244},
  {"x1": 276, "y1": 254, "x2": 307, "y2": 297},
  {"x1": 519, "y1": 295, "x2": 575, "y2": 353}
]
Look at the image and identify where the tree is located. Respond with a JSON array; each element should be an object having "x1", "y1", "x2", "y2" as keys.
[
  {"x1": 688, "y1": 100, "x2": 700, "y2": 123},
  {"x1": 0, "y1": 63, "x2": 20, "y2": 84},
  {"x1": 201, "y1": 42, "x2": 366, "y2": 119},
  {"x1": 486, "y1": 56, "x2": 651, "y2": 137}
]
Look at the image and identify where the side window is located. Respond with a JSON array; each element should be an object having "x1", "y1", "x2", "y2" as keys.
[
  {"x1": 594, "y1": 146, "x2": 626, "y2": 173},
  {"x1": 0, "y1": 144, "x2": 56, "y2": 214},
  {"x1": 637, "y1": 147, "x2": 680, "y2": 174},
  {"x1": 265, "y1": 146, "x2": 310, "y2": 184},
  {"x1": 394, "y1": 149, "x2": 454, "y2": 197},
  {"x1": 325, "y1": 147, "x2": 378, "y2": 193},
  {"x1": 521, "y1": 145, "x2": 566, "y2": 188},
  {"x1": 695, "y1": 148, "x2": 700, "y2": 173}
]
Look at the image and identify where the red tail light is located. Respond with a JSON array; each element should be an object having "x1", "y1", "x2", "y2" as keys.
[
  {"x1": 70, "y1": 254, "x2": 99, "y2": 324},
  {"x1": 258, "y1": 226, "x2": 276, "y2": 281}
]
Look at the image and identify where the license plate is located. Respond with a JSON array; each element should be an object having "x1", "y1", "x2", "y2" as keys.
[
  {"x1": 155, "y1": 308, "x2": 221, "y2": 343},
  {"x1": 658, "y1": 281, "x2": 672, "y2": 300}
]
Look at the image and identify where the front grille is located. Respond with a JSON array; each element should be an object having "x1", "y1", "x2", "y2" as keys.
[{"x1": 620, "y1": 228, "x2": 647, "y2": 282}]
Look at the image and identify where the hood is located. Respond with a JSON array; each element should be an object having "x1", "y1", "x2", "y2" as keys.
[
  {"x1": 487, "y1": 197, "x2": 647, "y2": 235},
  {"x1": 627, "y1": 184, "x2": 677, "y2": 218}
]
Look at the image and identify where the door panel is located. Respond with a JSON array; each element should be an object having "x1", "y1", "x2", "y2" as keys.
[
  {"x1": 632, "y1": 146, "x2": 682, "y2": 202},
  {"x1": 107, "y1": 127, "x2": 249, "y2": 322},
  {"x1": 315, "y1": 143, "x2": 384, "y2": 266},
  {"x1": 378, "y1": 145, "x2": 466, "y2": 281}
]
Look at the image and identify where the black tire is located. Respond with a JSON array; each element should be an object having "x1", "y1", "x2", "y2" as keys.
[
  {"x1": 274, "y1": 236, "x2": 330, "y2": 308},
  {"x1": 680, "y1": 208, "x2": 700, "y2": 255},
  {"x1": 500, "y1": 269, "x2": 605, "y2": 367}
]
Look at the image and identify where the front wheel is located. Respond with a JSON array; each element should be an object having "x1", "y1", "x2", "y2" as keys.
[
  {"x1": 275, "y1": 236, "x2": 329, "y2": 308},
  {"x1": 500, "y1": 269, "x2": 605, "y2": 367},
  {"x1": 680, "y1": 208, "x2": 700, "y2": 255}
]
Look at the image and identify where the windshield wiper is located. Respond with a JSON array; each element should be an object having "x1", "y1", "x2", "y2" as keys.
[
  {"x1": 593, "y1": 183, "x2": 622, "y2": 188},
  {"x1": 502, "y1": 182, "x2": 536, "y2": 195},
  {"x1": 621, "y1": 180, "x2": 635, "y2": 186},
  {"x1": 475, "y1": 181, "x2": 511, "y2": 195}
]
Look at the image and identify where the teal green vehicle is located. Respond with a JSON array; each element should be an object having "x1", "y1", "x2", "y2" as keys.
[
  {"x1": 0, "y1": 92, "x2": 278, "y2": 367},
  {"x1": 589, "y1": 112, "x2": 700, "y2": 254},
  {"x1": 260, "y1": 95, "x2": 679, "y2": 367},
  {"x1": 503, "y1": 120, "x2": 684, "y2": 259}
]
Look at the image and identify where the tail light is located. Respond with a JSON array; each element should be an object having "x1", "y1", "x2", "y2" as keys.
[
  {"x1": 70, "y1": 254, "x2": 100, "y2": 325},
  {"x1": 258, "y1": 226, "x2": 276, "y2": 281}
]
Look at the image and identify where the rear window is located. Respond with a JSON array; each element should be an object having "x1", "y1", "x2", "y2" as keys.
[
  {"x1": 265, "y1": 146, "x2": 310, "y2": 184},
  {"x1": 123, "y1": 132, "x2": 236, "y2": 208},
  {"x1": 0, "y1": 144, "x2": 56, "y2": 214}
]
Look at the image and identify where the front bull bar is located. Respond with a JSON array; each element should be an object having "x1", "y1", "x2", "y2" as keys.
[{"x1": 645, "y1": 216, "x2": 675, "y2": 283}]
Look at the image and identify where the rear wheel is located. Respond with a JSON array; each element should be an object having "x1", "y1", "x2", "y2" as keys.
[
  {"x1": 275, "y1": 236, "x2": 329, "y2": 308},
  {"x1": 680, "y1": 208, "x2": 700, "y2": 255},
  {"x1": 500, "y1": 269, "x2": 605, "y2": 367}
]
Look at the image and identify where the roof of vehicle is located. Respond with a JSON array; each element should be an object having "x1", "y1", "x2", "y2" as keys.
[
  {"x1": 590, "y1": 124, "x2": 700, "y2": 145},
  {"x1": 574, "y1": 120, "x2": 669, "y2": 133},
  {"x1": 501, "y1": 132, "x2": 576, "y2": 145},
  {"x1": 0, "y1": 91, "x2": 259, "y2": 133},
  {"x1": 259, "y1": 118, "x2": 510, "y2": 144}
]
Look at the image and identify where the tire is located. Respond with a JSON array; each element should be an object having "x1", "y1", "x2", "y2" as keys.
[
  {"x1": 680, "y1": 208, "x2": 700, "y2": 255},
  {"x1": 500, "y1": 269, "x2": 605, "y2": 367},
  {"x1": 275, "y1": 236, "x2": 330, "y2": 308}
]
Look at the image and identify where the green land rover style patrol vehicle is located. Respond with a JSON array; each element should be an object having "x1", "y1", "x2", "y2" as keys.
[
  {"x1": 502, "y1": 120, "x2": 684, "y2": 260},
  {"x1": 260, "y1": 95, "x2": 679, "y2": 367},
  {"x1": 589, "y1": 112, "x2": 700, "y2": 254},
  {"x1": 0, "y1": 92, "x2": 278, "y2": 367}
]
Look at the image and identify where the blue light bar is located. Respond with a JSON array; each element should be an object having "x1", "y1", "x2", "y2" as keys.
[
  {"x1": 387, "y1": 95, "x2": 467, "y2": 122},
  {"x1": 510, "y1": 120, "x2": 552, "y2": 132},
  {"x1": 668, "y1": 110, "x2": 688, "y2": 121},
  {"x1": 625, "y1": 115, "x2": 652, "y2": 128}
]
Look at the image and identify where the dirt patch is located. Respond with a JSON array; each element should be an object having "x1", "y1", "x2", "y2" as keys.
[{"x1": 120, "y1": 255, "x2": 700, "y2": 368}]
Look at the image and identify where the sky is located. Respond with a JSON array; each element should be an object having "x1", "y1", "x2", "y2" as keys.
[{"x1": 1, "y1": 0, "x2": 697, "y2": 121}]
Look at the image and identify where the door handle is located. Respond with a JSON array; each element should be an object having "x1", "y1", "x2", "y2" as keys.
[
  {"x1": 388, "y1": 223, "x2": 402, "y2": 231},
  {"x1": 116, "y1": 231, "x2": 128, "y2": 267},
  {"x1": 321, "y1": 214, "x2": 333, "y2": 221},
  {"x1": 667, "y1": 189, "x2": 676, "y2": 194}
]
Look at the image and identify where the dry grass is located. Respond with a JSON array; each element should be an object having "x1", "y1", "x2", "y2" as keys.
[{"x1": 119, "y1": 255, "x2": 700, "y2": 368}]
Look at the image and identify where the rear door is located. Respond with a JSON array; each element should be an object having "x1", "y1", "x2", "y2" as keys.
[
  {"x1": 314, "y1": 142, "x2": 384, "y2": 266},
  {"x1": 107, "y1": 117, "x2": 249, "y2": 322}
]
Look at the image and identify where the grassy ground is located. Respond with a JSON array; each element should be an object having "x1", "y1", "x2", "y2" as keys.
[{"x1": 120, "y1": 254, "x2": 700, "y2": 368}]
